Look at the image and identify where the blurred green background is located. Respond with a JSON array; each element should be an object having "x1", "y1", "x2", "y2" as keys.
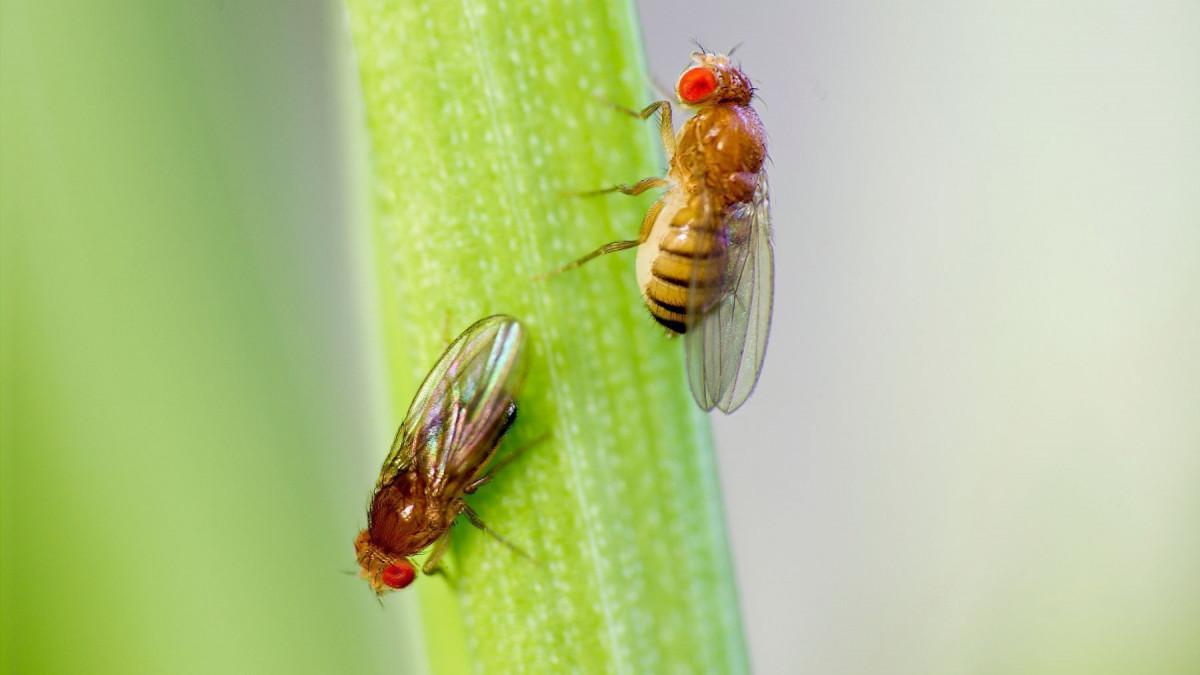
[{"x1": 2, "y1": 1, "x2": 415, "y2": 672}]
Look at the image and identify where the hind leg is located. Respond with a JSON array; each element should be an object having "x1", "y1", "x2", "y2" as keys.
[
  {"x1": 465, "y1": 431, "x2": 551, "y2": 494},
  {"x1": 538, "y1": 196, "x2": 667, "y2": 280}
]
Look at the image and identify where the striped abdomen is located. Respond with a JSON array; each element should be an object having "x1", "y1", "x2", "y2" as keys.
[{"x1": 641, "y1": 209, "x2": 728, "y2": 335}]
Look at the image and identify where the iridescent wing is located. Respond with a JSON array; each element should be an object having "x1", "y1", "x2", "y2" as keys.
[
  {"x1": 685, "y1": 169, "x2": 774, "y2": 413},
  {"x1": 377, "y1": 315, "x2": 527, "y2": 492}
]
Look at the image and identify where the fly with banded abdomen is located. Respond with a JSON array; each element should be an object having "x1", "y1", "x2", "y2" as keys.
[{"x1": 545, "y1": 50, "x2": 774, "y2": 414}]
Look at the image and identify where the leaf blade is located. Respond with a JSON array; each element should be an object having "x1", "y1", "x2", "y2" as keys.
[{"x1": 345, "y1": 1, "x2": 750, "y2": 671}]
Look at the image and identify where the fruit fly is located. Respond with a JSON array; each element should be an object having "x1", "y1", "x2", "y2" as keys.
[
  {"x1": 547, "y1": 51, "x2": 773, "y2": 414},
  {"x1": 354, "y1": 315, "x2": 529, "y2": 595}
]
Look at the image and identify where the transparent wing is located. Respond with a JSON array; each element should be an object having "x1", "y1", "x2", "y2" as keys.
[
  {"x1": 377, "y1": 315, "x2": 527, "y2": 491},
  {"x1": 685, "y1": 170, "x2": 774, "y2": 413}
]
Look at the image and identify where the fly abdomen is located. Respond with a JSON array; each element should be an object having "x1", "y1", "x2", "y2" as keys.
[{"x1": 644, "y1": 220, "x2": 728, "y2": 334}]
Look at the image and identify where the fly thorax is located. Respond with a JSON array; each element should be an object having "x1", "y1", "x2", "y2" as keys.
[{"x1": 367, "y1": 478, "x2": 446, "y2": 555}]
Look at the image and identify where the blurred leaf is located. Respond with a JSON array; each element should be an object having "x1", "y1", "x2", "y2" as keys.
[{"x1": 2, "y1": 1, "x2": 405, "y2": 672}]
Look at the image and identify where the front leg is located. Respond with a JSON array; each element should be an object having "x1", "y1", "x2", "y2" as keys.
[
  {"x1": 607, "y1": 99, "x2": 676, "y2": 160},
  {"x1": 421, "y1": 527, "x2": 457, "y2": 576}
]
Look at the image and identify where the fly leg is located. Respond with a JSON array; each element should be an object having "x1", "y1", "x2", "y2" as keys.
[
  {"x1": 541, "y1": 97, "x2": 675, "y2": 280},
  {"x1": 536, "y1": 195, "x2": 668, "y2": 280},
  {"x1": 536, "y1": 240, "x2": 640, "y2": 279},
  {"x1": 600, "y1": 98, "x2": 676, "y2": 159},
  {"x1": 440, "y1": 310, "x2": 453, "y2": 348},
  {"x1": 566, "y1": 99, "x2": 672, "y2": 199},
  {"x1": 568, "y1": 177, "x2": 670, "y2": 198},
  {"x1": 421, "y1": 530, "x2": 456, "y2": 577},
  {"x1": 465, "y1": 431, "x2": 551, "y2": 494},
  {"x1": 459, "y1": 502, "x2": 538, "y2": 565}
]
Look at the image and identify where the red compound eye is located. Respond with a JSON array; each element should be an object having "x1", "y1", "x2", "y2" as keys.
[
  {"x1": 382, "y1": 562, "x2": 416, "y2": 589},
  {"x1": 678, "y1": 67, "x2": 718, "y2": 103}
]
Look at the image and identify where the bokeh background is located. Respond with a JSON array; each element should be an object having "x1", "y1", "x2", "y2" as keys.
[
  {"x1": 636, "y1": 1, "x2": 1200, "y2": 672},
  {"x1": 4, "y1": 0, "x2": 1198, "y2": 673}
]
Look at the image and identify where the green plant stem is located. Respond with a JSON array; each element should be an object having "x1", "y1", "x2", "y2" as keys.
[{"x1": 345, "y1": 1, "x2": 749, "y2": 671}]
